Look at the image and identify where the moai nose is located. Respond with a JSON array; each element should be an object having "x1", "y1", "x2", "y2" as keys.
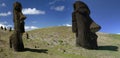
[
  {"x1": 90, "y1": 21, "x2": 101, "y2": 32},
  {"x1": 20, "y1": 13, "x2": 26, "y2": 20}
]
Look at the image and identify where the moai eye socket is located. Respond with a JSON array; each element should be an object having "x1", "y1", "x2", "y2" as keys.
[
  {"x1": 15, "y1": 7, "x2": 20, "y2": 10},
  {"x1": 14, "y1": 2, "x2": 22, "y2": 12}
]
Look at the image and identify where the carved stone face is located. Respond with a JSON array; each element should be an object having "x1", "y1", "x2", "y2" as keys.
[
  {"x1": 73, "y1": 1, "x2": 90, "y2": 15},
  {"x1": 14, "y1": 2, "x2": 26, "y2": 21},
  {"x1": 14, "y1": 2, "x2": 22, "y2": 12}
]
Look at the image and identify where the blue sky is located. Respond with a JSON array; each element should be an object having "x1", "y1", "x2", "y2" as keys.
[{"x1": 0, "y1": 0, "x2": 120, "y2": 34}]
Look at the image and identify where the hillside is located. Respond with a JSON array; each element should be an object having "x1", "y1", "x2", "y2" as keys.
[{"x1": 0, "y1": 26, "x2": 120, "y2": 58}]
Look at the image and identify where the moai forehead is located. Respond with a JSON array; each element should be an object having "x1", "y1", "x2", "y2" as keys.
[
  {"x1": 73, "y1": 1, "x2": 90, "y2": 15},
  {"x1": 73, "y1": 1, "x2": 88, "y2": 10},
  {"x1": 13, "y1": 2, "x2": 22, "y2": 12}
]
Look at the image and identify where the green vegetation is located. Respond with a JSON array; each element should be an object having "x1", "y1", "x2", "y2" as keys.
[{"x1": 0, "y1": 26, "x2": 120, "y2": 58}]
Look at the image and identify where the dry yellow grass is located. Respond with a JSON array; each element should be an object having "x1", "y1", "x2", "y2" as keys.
[{"x1": 0, "y1": 26, "x2": 120, "y2": 58}]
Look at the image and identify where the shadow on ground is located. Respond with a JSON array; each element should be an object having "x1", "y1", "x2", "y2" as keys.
[
  {"x1": 98, "y1": 46, "x2": 118, "y2": 51},
  {"x1": 24, "y1": 48, "x2": 48, "y2": 53}
]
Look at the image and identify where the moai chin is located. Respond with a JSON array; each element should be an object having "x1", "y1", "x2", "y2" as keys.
[
  {"x1": 72, "y1": 1, "x2": 101, "y2": 49},
  {"x1": 9, "y1": 2, "x2": 26, "y2": 51}
]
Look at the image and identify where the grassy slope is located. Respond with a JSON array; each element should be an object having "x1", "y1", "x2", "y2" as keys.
[{"x1": 0, "y1": 26, "x2": 120, "y2": 58}]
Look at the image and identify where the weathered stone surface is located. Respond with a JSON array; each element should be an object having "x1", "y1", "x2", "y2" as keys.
[
  {"x1": 20, "y1": 17, "x2": 26, "y2": 33},
  {"x1": 72, "y1": 1, "x2": 101, "y2": 49},
  {"x1": 9, "y1": 2, "x2": 26, "y2": 51},
  {"x1": 9, "y1": 32, "x2": 24, "y2": 51}
]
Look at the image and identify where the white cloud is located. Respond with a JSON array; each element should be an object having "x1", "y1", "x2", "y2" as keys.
[
  {"x1": 49, "y1": 0, "x2": 58, "y2": 5},
  {"x1": 49, "y1": 0, "x2": 65, "y2": 5},
  {"x1": 0, "y1": 24, "x2": 6, "y2": 28},
  {"x1": 51, "y1": 6, "x2": 65, "y2": 11},
  {"x1": 63, "y1": 24, "x2": 72, "y2": 27},
  {"x1": 25, "y1": 26, "x2": 39, "y2": 31},
  {"x1": 1, "y1": 3, "x2": 6, "y2": 7},
  {"x1": 32, "y1": 21, "x2": 37, "y2": 24},
  {"x1": 0, "y1": 21, "x2": 13, "y2": 28},
  {"x1": 0, "y1": 11, "x2": 12, "y2": 16},
  {"x1": 117, "y1": 33, "x2": 120, "y2": 35},
  {"x1": 22, "y1": 8, "x2": 45, "y2": 15},
  {"x1": 0, "y1": 21, "x2": 38, "y2": 31},
  {"x1": 0, "y1": 21, "x2": 8, "y2": 24}
]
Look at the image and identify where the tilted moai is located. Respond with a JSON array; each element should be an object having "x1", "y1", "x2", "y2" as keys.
[
  {"x1": 72, "y1": 1, "x2": 101, "y2": 49},
  {"x1": 9, "y1": 2, "x2": 26, "y2": 51}
]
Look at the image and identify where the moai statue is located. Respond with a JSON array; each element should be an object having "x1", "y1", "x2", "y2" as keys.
[
  {"x1": 26, "y1": 33, "x2": 29, "y2": 39},
  {"x1": 9, "y1": 2, "x2": 26, "y2": 51},
  {"x1": 4, "y1": 27, "x2": 7, "y2": 31},
  {"x1": 72, "y1": 1, "x2": 101, "y2": 49},
  {"x1": 1, "y1": 26, "x2": 3, "y2": 30},
  {"x1": 9, "y1": 27, "x2": 12, "y2": 31}
]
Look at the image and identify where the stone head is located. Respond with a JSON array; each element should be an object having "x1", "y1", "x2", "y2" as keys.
[
  {"x1": 73, "y1": 1, "x2": 90, "y2": 15},
  {"x1": 13, "y1": 2, "x2": 26, "y2": 21}
]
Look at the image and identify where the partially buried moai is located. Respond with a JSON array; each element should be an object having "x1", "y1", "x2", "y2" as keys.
[
  {"x1": 72, "y1": 1, "x2": 101, "y2": 49},
  {"x1": 9, "y1": 2, "x2": 26, "y2": 51},
  {"x1": 9, "y1": 27, "x2": 12, "y2": 32}
]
